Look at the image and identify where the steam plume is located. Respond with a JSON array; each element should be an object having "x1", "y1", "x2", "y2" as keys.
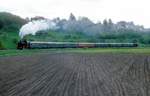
[{"x1": 19, "y1": 20, "x2": 57, "y2": 39}]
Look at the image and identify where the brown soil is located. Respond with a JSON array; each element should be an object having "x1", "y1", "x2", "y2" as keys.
[{"x1": 0, "y1": 53, "x2": 149, "y2": 96}]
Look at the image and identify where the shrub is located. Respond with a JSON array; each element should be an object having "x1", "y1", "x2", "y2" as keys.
[
  {"x1": 0, "y1": 41, "x2": 5, "y2": 49},
  {"x1": 12, "y1": 38, "x2": 18, "y2": 44}
]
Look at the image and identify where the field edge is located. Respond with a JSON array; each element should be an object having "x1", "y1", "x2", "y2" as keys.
[{"x1": 1, "y1": 47, "x2": 150, "y2": 56}]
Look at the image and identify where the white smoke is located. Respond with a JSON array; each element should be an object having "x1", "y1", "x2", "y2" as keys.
[{"x1": 19, "y1": 20, "x2": 58, "y2": 38}]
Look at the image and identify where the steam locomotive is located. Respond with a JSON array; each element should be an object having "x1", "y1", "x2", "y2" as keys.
[{"x1": 17, "y1": 39, "x2": 138, "y2": 49}]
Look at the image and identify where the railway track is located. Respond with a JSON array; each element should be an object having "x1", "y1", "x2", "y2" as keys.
[{"x1": 0, "y1": 53, "x2": 149, "y2": 96}]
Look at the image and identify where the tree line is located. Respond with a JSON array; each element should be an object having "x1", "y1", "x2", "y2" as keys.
[{"x1": 1, "y1": 12, "x2": 150, "y2": 49}]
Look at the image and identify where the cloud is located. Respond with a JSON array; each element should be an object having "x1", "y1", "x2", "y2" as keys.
[{"x1": 0, "y1": 0, "x2": 150, "y2": 28}]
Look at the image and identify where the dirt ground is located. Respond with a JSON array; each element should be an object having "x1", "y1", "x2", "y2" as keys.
[{"x1": 0, "y1": 53, "x2": 149, "y2": 96}]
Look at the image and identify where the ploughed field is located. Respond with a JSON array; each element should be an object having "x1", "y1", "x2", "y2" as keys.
[{"x1": 0, "y1": 53, "x2": 149, "y2": 96}]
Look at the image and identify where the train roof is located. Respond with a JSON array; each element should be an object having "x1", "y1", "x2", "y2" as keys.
[{"x1": 28, "y1": 41, "x2": 137, "y2": 45}]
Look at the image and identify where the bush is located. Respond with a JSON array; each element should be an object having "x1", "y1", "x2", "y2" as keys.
[
  {"x1": 0, "y1": 41, "x2": 5, "y2": 49},
  {"x1": 12, "y1": 38, "x2": 18, "y2": 44}
]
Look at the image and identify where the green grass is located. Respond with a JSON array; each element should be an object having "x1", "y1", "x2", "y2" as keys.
[{"x1": 1, "y1": 47, "x2": 150, "y2": 56}]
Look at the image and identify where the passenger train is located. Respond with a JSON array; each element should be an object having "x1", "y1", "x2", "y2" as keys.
[{"x1": 17, "y1": 39, "x2": 138, "y2": 49}]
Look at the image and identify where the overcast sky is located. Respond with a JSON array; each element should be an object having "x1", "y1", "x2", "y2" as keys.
[{"x1": 0, "y1": 0, "x2": 150, "y2": 28}]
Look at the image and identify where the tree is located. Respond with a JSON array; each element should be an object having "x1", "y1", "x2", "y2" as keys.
[
  {"x1": 108, "y1": 19, "x2": 113, "y2": 25},
  {"x1": 31, "y1": 16, "x2": 45, "y2": 21},
  {"x1": 103, "y1": 19, "x2": 109, "y2": 32},
  {"x1": 69, "y1": 13, "x2": 76, "y2": 21},
  {"x1": 103, "y1": 19, "x2": 108, "y2": 26}
]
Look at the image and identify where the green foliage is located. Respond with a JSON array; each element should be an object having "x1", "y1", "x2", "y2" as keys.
[
  {"x1": 97, "y1": 31, "x2": 142, "y2": 43},
  {"x1": 0, "y1": 12, "x2": 26, "y2": 49},
  {"x1": 0, "y1": 12, "x2": 26, "y2": 31},
  {"x1": 0, "y1": 41, "x2": 5, "y2": 49},
  {"x1": 25, "y1": 31, "x2": 93, "y2": 42},
  {"x1": 12, "y1": 38, "x2": 18, "y2": 44}
]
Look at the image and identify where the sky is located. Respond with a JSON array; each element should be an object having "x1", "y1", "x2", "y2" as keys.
[{"x1": 0, "y1": 0, "x2": 150, "y2": 28}]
